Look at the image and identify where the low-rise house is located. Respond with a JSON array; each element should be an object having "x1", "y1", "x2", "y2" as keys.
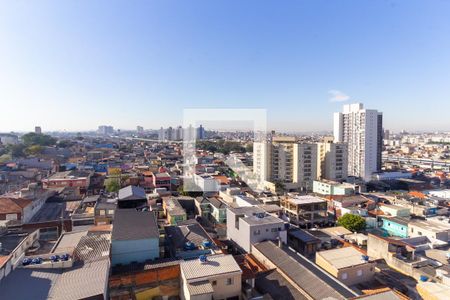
[
  {"x1": 313, "y1": 180, "x2": 355, "y2": 196},
  {"x1": 379, "y1": 204, "x2": 411, "y2": 218},
  {"x1": 94, "y1": 197, "x2": 117, "y2": 225},
  {"x1": 252, "y1": 240, "x2": 357, "y2": 299},
  {"x1": 42, "y1": 170, "x2": 91, "y2": 197},
  {"x1": 193, "y1": 173, "x2": 220, "y2": 192},
  {"x1": 367, "y1": 234, "x2": 430, "y2": 278},
  {"x1": 111, "y1": 209, "x2": 160, "y2": 266},
  {"x1": 117, "y1": 185, "x2": 147, "y2": 209},
  {"x1": 380, "y1": 216, "x2": 410, "y2": 238},
  {"x1": 164, "y1": 219, "x2": 219, "y2": 259},
  {"x1": 154, "y1": 172, "x2": 171, "y2": 190},
  {"x1": 227, "y1": 206, "x2": 286, "y2": 253},
  {"x1": 408, "y1": 219, "x2": 450, "y2": 242},
  {"x1": 163, "y1": 198, "x2": 187, "y2": 225},
  {"x1": 280, "y1": 194, "x2": 329, "y2": 227},
  {"x1": 316, "y1": 247, "x2": 375, "y2": 286},
  {"x1": 180, "y1": 254, "x2": 242, "y2": 300},
  {"x1": 0, "y1": 197, "x2": 33, "y2": 223},
  {"x1": 208, "y1": 197, "x2": 227, "y2": 224},
  {"x1": 235, "y1": 195, "x2": 260, "y2": 207},
  {"x1": 287, "y1": 228, "x2": 321, "y2": 258}
]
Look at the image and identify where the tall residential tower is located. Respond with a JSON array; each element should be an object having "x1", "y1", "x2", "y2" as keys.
[{"x1": 333, "y1": 103, "x2": 382, "y2": 181}]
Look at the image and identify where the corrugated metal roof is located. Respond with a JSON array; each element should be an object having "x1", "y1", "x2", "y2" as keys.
[
  {"x1": 118, "y1": 185, "x2": 146, "y2": 200},
  {"x1": 74, "y1": 233, "x2": 111, "y2": 262},
  {"x1": 49, "y1": 259, "x2": 110, "y2": 300},
  {"x1": 112, "y1": 209, "x2": 159, "y2": 241},
  {"x1": 181, "y1": 254, "x2": 241, "y2": 280},
  {"x1": 254, "y1": 241, "x2": 356, "y2": 300},
  {"x1": 187, "y1": 280, "x2": 214, "y2": 295}
]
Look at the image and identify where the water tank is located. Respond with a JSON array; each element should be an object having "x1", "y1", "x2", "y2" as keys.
[
  {"x1": 361, "y1": 255, "x2": 369, "y2": 262},
  {"x1": 202, "y1": 240, "x2": 212, "y2": 248},
  {"x1": 199, "y1": 255, "x2": 208, "y2": 263},
  {"x1": 184, "y1": 242, "x2": 196, "y2": 251},
  {"x1": 420, "y1": 275, "x2": 428, "y2": 282}
]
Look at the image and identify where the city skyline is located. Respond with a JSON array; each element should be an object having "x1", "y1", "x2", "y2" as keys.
[{"x1": 1, "y1": 1, "x2": 450, "y2": 132}]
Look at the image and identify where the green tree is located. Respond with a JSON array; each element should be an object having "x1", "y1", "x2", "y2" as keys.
[
  {"x1": 7, "y1": 144, "x2": 26, "y2": 158},
  {"x1": 25, "y1": 145, "x2": 43, "y2": 156},
  {"x1": 22, "y1": 132, "x2": 56, "y2": 146},
  {"x1": 337, "y1": 214, "x2": 366, "y2": 232},
  {"x1": 105, "y1": 178, "x2": 121, "y2": 193}
]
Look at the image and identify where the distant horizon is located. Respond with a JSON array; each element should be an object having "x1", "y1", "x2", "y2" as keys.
[{"x1": 2, "y1": 127, "x2": 450, "y2": 136}]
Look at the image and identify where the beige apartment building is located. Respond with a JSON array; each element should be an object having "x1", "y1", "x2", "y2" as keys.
[
  {"x1": 254, "y1": 137, "x2": 317, "y2": 191},
  {"x1": 317, "y1": 141, "x2": 348, "y2": 181},
  {"x1": 254, "y1": 136, "x2": 348, "y2": 192}
]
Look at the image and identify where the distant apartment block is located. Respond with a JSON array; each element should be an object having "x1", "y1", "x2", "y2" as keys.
[
  {"x1": 253, "y1": 137, "x2": 318, "y2": 191},
  {"x1": 97, "y1": 125, "x2": 114, "y2": 135}
]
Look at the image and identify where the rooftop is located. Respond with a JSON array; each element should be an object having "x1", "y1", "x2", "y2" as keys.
[
  {"x1": 253, "y1": 241, "x2": 357, "y2": 299},
  {"x1": 181, "y1": 254, "x2": 241, "y2": 280},
  {"x1": 317, "y1": 247, "x2": 369, "y2": 269},
  {"x1": 118, "y1": 185, "x2": 146, "y2": 201},
  {"x1": 0, "y1": 197, "x2": 32, "y2": 214},
  {"x1": 112, "y1": 209, "x2": 159, "y2": 241},
  {"x1": 284, "y1": 195, "x2": 326, "y2": 205},
  {"x1": 164, "y1": 220, "x2": 214, "y2": 254}
]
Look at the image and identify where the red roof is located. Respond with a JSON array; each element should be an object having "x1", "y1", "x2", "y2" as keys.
[{"x1": 0, "y1": 197, "x2": 32, "y2": 214}]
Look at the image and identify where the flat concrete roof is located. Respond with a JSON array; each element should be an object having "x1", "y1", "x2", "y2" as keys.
[{"x1": 317, "y1": 247, "x2": 369, "y2": 269}]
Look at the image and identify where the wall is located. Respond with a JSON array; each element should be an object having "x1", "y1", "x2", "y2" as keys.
[
  {"x1": 316, "y1": 253, "x2": 375, "y2": 286},
  {"x1": 381, "y1": 219, "x2": 408, "y2": 238},
  {"x1": 367, "y1": 234, "x2": 389, "y2": 260},
  {"x1": 111, "y1": 238, "x2": 159, "y2": 266}
]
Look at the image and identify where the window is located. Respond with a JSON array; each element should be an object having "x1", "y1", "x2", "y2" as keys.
[
  {"x1": 341, "y1": 272, "x2": 348, "y2": 280},
  {"x1": 271, "y1": 228, "x2": 278, "y2": 233},
  {"x1": 212, "y1": 280, "x2": 217, "y2": 286},
  {"x1": 226, "y1": 278, "x2": 233, "y2": 285},
  {"x1": 357, "y1": 269, "x2": 363, "y2": 276},
  {"x1": 99, "y1": 210, "x2": 105, "y2": 216},
  {"x1": 253, "y1": 230, "x2": 260, "y2": 236}
]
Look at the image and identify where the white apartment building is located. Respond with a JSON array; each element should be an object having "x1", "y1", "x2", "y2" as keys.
[
  {"x1": 334, "y1": 103, "x2": 383, "y2": 181},
  {"x1": 253, "y1": 137, "x2": 318, "y2": 191},
  {"x1": 317, "y1": 142, "x2": 348, "y2": 181},
  {"x1": 226, "y1": 206, "x2": 287, "y2": 253}
]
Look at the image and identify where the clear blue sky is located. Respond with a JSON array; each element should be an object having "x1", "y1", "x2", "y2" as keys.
[{"x1": 1, "y1": 0, "x2": 449, "y2": 132}]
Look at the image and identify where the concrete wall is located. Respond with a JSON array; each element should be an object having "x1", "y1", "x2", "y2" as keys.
[
  {"x1": 408, "y1": 223, "x2": 449, "y2": 242},
  {"x1": 111, "y1": 238, "x2": 159, "y2": 266},
  {"x1": 367, "y1": 234, "x2": 389, "y2": 260},
  {"x1": 227, "y1": 209, "x2": 284, "y2": 253},
  {"x1": 315, "y1": 253, "x2": 374, "y2": 286}
]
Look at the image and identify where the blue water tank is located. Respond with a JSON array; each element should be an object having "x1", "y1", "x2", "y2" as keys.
[
  {"x1": 202, "y1": 240, "x2": 212, "y2": 248},
  {"x1": 184, "y1": 242, "x2": 196, "y2": 251},
  {"x1": 420, "y1": 275, "x2": 428, "y2": 282},
  {"x1": 199, "y1": 255, "x2": 208, "y2": 263}
]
